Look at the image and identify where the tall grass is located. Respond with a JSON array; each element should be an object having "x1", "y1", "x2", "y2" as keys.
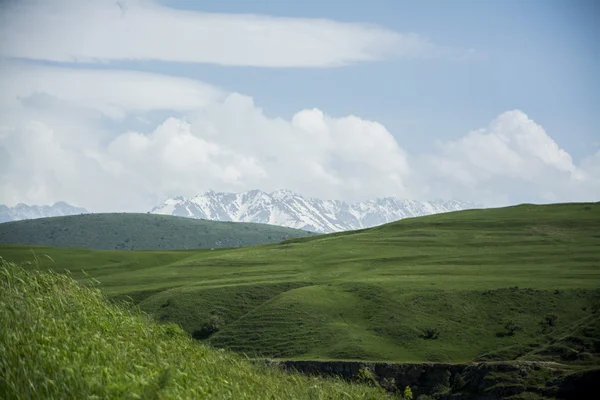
[{"x1": 0, "y1": 260, "x2": 389, "y2": 399}]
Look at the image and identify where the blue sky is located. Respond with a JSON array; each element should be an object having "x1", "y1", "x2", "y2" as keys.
[
  {"x1": 154, "y1": 0, "x2": 599, "y2": 156},
  {"x1": 0, "y1": 0, "x2": 598, "y2": 211}
]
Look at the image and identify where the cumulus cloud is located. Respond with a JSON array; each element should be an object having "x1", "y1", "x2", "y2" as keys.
[
  {"x1": 418, "y1": 111, "x2": 598, "y2": 205},
  {"x1": 0, "y1": 65, "x2": 598, "y2": 211},
  {"x1": 0, "y1": 0, "x2": 443, "y2": 67},
  {"x1": 0, "y1": 65, "x2": 413, "y2": 210},
  {"x1": 427, "y1": 110, "x2": 577, "y2": 182}
]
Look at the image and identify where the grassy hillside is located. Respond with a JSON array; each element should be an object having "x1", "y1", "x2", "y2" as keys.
[
  {"x1": 1, "y1": 203, "x2": 599, "y2": 365},
  {"x1": 0, "y1": 261, "x2": 389, "y2": 399},
  {"x1": 0, "y1": 213, "x2": 314, "y2": 250}
]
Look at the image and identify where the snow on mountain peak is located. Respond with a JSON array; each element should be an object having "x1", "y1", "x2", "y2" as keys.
[
  {"x1": 0, "y1": 202, "x2": 88, "y2": 223},
  {"x1": 150, "y1": 190, "x2": 477, "y2": 233}
]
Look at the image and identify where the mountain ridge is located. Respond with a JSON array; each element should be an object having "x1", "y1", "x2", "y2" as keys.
[
  {"x1": 0, "y1": 201, "x2": 88, "y2": 223},
  {"x1": 151, "y1": 189, "x2": 477, "y2": 233}
]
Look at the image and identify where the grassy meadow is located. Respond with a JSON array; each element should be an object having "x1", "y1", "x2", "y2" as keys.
[{"x1": 2, "y1": 202, "x2": 599, "y2": 365}]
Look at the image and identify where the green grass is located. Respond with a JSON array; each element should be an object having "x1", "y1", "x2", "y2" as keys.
[
  {"x1": 0, "y1": 261, "x2": 390, "y2": 399},
  {"x1": 0, "y1": 213, "x2": 314, "y2": 250},
  {"x1": 1, "y1": 202, "x2": 599, "y2": 364}
]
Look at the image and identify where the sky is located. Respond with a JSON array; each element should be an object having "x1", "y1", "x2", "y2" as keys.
[{"x1": 0, "y1": 0, "x2": 598, "y2": 212}]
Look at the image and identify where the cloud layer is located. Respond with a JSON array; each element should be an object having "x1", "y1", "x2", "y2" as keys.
[
  {"x1": 0, "y1": 0, "x2": 440, "y2": 67},
  {"x1": 0, "y1": 63, "x2": 224, "y2": 119},
  {"x1": 0, "y1": 65, "x2": 598, "y2": 211}
]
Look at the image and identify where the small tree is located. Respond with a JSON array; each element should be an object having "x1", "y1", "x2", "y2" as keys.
[
  {"x1": 403, "y1": 386, "x2": 413, "y2": 400},
  {"x1": 504, "y1": 320, "x2": 523, "y2": 336}
]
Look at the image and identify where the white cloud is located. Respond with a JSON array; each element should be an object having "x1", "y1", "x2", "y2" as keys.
[
  {"x1": 0, "y1": 0, "x2": 442, "y2": 68},
  {"x1": 0, "y1": 65, "x2": 598, "y2": 211},
  {"x1": 0, "y1": 108, "x2": 411, "y2": 210},
  {"x1": 428, "y1": 110, "x2": 577, "y2": 182},
  {"x1": 0, "y1": 65, "x2": 413, "y2": 210},
  {"x1": 0, "y1": 62, "x2": 224, "y2": 119},
  {"x1": 418, "y1": 110, "x2": 599, "y2": 205}
]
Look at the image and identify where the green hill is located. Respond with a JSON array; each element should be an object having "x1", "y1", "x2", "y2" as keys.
[
  {"x1": 1, "y1": 203, "x2": 599, "y2": 366},
  {"x1": 0, "y1": 213, "x2": 314, "y2": 250},
  {"x1": 0, "y1": 261, "x2": 389, "y2": 399}
]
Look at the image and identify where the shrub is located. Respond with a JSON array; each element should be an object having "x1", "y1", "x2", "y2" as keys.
[
  {"x1": 544, "y1": 314, "x2": 558, "y2": 326},
  {"x1": 355, "y1": 367, "x2": 380, "y2": 388},
  {"x1": 422, "y1": 327, "x2": 440, "y2": 340},
  {"x1": 504, "y1": 320, "x2": 524, "y2": 336},
  {"x1": 540, "y1": 313, "x2": 558, "y2": 332},
  {"x1": 403, "y1": 385, "x2": 413, "y2": 400},
  {"x1": 451, "y1": 372, "x2": 467, "y2": 390},
  {"x1": 380, "y1": 377, "x2": 396, "y2": 392},
  {"x1": 192, "y1": 314, "x2": 225, "y2": 340}
]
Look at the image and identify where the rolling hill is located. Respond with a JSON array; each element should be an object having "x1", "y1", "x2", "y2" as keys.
[
  {"x1": 0, "y1": 213, "x2": 314, "y2": 250},
  {"x1": 1, "y1": 203, "x2": 599, "y2": 367}
]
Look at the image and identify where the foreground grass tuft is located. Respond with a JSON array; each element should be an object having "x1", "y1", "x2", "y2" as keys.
[{"x1": 0, "y1": 260, "x2": 389, "y2": 399}]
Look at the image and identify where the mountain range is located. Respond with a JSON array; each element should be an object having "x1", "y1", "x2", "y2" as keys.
[
  {"x1": 151, "y1": 189, "x2": 477, "y2": 233},
  {"x1": 0, "y1": 202, "x2": 88, "y2": 223}
]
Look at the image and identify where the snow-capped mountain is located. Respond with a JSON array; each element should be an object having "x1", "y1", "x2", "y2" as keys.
[
  {"x1": 0, "y1": 202, "x2": 88, "y2": 223},
  {"x1": 151, "y1": 190, "x2": 477, "y2": 233}
]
